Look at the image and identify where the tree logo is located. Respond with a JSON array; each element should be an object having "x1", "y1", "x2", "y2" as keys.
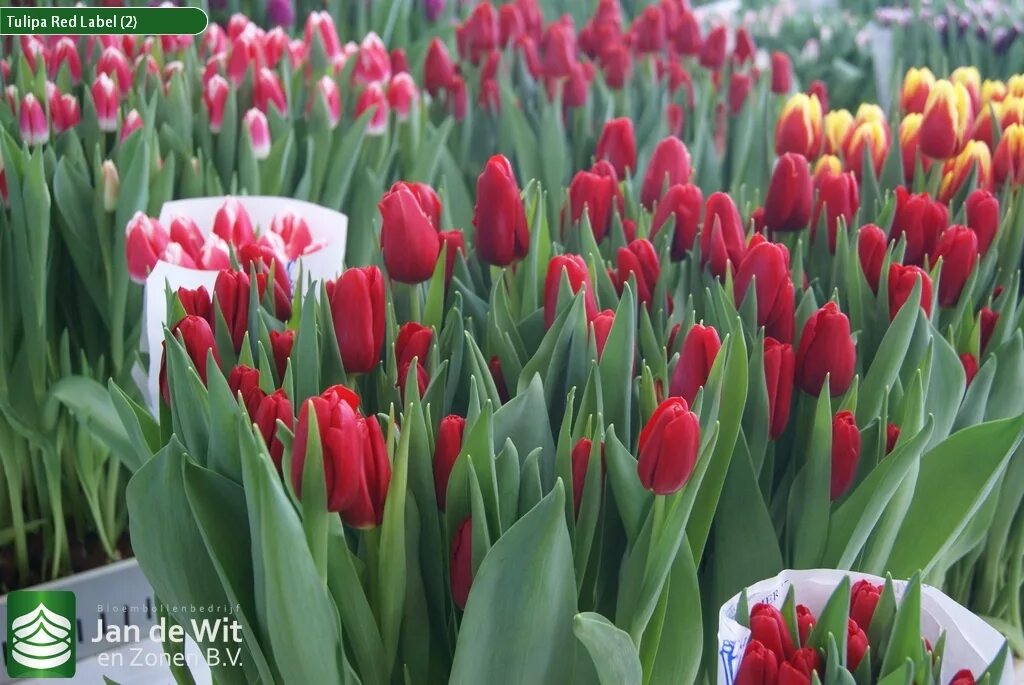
[{"x1": 6, "y1": 590, "x2": 76, "y2": 678}]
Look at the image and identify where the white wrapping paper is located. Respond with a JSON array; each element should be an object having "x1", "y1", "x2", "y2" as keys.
[
  {"x1": 141, "y1": 196, "x2": 348, "y2": 410},
  {"x1": 718, "y1": 569, "x2": 1012, "y2": 685}
]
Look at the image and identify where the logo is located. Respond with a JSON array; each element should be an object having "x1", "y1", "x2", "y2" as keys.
[{"x1": 6, "y1": 590, "x2": 76, "y2": 678}]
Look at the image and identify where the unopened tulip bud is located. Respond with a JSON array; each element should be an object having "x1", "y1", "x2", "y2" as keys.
[
  {"x1": 102, "y1": 160, "x2": 119, "y2": 213},
  {"x1": 831, "y1": 410, "x2": 861, "y2": 500},
  {"x1": 735, "y1": 241, "x2": 795, "y2": 342},
  {"x1": 919, "y1": 79, "x2": 973, "y2": 160},
  {"x1": 651, "y1": 183, "x2": 703, "y2": 260},
  {"x1": 965, "y1": 189, "x2": 999, "y2": 254},
  {"x1": 994, "y1": 123, "x2": 1024, "y2": 186},
  {"x1": 735, "y1": 641, "x2": 779, "y2": 685},
  {"x1": 699, "y1": 25, "x2": 726, "y2": 70},
  {"x1": 120, "y1": 108, "x2": 142, "y2": 141},
  {"x1": 203, "y1": 74, "x2": 230, "y2": 134},
  {"x1": 939, "y1": 140, "x2": 992, "y2": 203},
  {"x1": 424, "y1": 38, "x2": 455, "y2": 97},
  {"x1": 701, "y1": 192, "x2": 745, "y2": 279},
  {"x1": 775, "y1": 93, "x2": 822, "y2": 157},
  {"x1": 750, "y1": 603, "x2": 795, "y2": 662},
  {"x1": 763, "y1": 153, "x2": 813, "y2": 232},
  {"x1": 931, "y1": 225, "x2": 977, "y2": 307},
  {"x1": 850, "y1": 579, "x2": 883, "y2": 631},
  {"x1": 18, "y1": 93, "x2": 48, "y2": 146},
  {"x1": 450, "y1": 517, "x2": 473, "y2": 609},
  {"x1": 615, "y1": 239, "x2": 659, "y2": 308},
  {"x1": 355, "y1": 82, "x2": 389, "y2": 136},
  {"x1": 637, "y1": 397, "x2": 700, "y2": 495},
  {"x1": 857, "y1": 224, "x2": 887, "y2": 293},
  {"x1": 380, "y1": 182, "x2": 442, "y2": 283},
  {"x1": 669, "y1": 324, "x2": 720, "y2": 405},
  {"x1": 843, "y1": 119, "x2": 890, "y2": 180},
  {"x1": 795, "y1": 302, "x2": 855, "y2": 396},
  {"x1": 812, "y1": 171, "x2": 859, "y2": 253},
  {"x1": 474, "y1": 155, "x2": 528, "y2": 266},
  {"x1": 314, "y1": 76, "x2": 342, "y2": 129},
  {"x1": 125, "y1": 212, "x2": 169, "y2": 282},
  {"x1": 641, "y1": 136, "x2": 692, "y2": 209},
  {"x1": 763, "y1": 337, "x2": 794, "y2": 440},
  {"x1": 434, "y1": 415, "x2": 466, "y2": 509},
  {"x1": 544, "y1": 254, "x2": 598, "y2": 328},
  {"x1": 98, "y1": 45, "x2": 132, "y2": 92},
  {"x1": 899, "y1": 113, "x2": 928, "y2": 182},
  {"x1": 254, "y1": 67, "x2": 287, "y2": 116},
  {"x1": 325, "y1": 267, "x2": 386, "y2": 374},
  {"x1": 846, "y1": 619, "x2": 869, "y2": 671},
  {"x1": 823, "y1": 108, "x2": 853, "y2": 155},
  {"x1": 771, "y1": 51, "x2": 792, "y2": 94},
  {"x1": 901, "y1": 67, "x2": 935, "y2": 114},
  {"x1": 387, "y1": 72, "x2": 419, "y2": 121},
  {"x1": 243, "y1": 108, "x2": 271, "y2": 160},
  {"x1": 595, "y1": 117, "x2": 637, "y2": 179}
]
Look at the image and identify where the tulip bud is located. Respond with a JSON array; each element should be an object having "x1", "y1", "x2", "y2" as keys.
[
  {"x1": 796, "y1": 605, "x2": 816, "y2": 645},
  {"x1": 242, "y1": 108, "x2": 271, "y2": 160},
  {"x1": 850, "y1": 580, "x2": 882, "y2": 631},
  {"x1": 310, "y1": 76, "x2": 341, "y2": 130},
  {"x1": 770, "y1": 51, "x2": 792, "y2": 95},
  {"x1": 698, "y1": 25, "x2": 726, "y2": 70},
  {"x1": 98, "y1": 45, "x2": 132, "y2": 92},
  {"x1": 637, "y1": 397, "x2": 700, "y2": 495},
  {"x1": 899, "y1": 113, "x2": 928, "y2": 182},
  {"x1": 456, "y1": 1, "x2": 499, "y2": 65},
  {"x1": 735, "y1": 241, "x2": 795, "y2": 342},
  {"x1": 965, "y1": 189, "x2": 999, "y2": 254},
  {"x1": 293, "y1": 387, "x2": 390, "y2": 528},
  {"x1": 615, "y1": 239, "x2": 659, "y2": 308},
  {"x1": 940, "y1": 140, "x2": 992, "y2": 203},
  {"x1": 843, "y1": 119, "x2": 890, "y2": 180},
  {"x1": 160, "y1": 315, "x2": 220, "y2": 404},
  {"x1": 591, "y1": 309, "x2": 615, "y2": 358},
  {"x1": 857, "y1": 224, "x2": 887, "y2": 293},
  {"x1": 994, "y1": 123, "x2": 1024, "y2": 186},
  {"x1": 269, "y1": 329, "x2": 294, "y2": 378},
  {"x1": 764, "y1": 337, "x2": 795, "y2": 440},
  {"x1": 177, "y1": 286, "x2": 212, "y2": 322},
  {"x1": 544, "y1": 254, "x2": 598, "y2": 328},
  {"x1": 304, "y1": 11, "x2": 342, "y2": 60},
  {"x1": 120, "y1": 109, "x2": 142, "y2": 142},
  {"x1": 102, "y1": 160, "x2": 119, "y2": 213},
  {"x1": 881, "y1": 422, "x2": 899, "y2": 456},
  {"x1": 379, "y1": 182, "x2": 442, "y2": 284},
  {"x1": 931, "y1": 225, "x2": 977, "y2": 308},
  {"x1": 565, "y1": 169, "x2": 617, "y2": 242},
  {"x1": 355, "y1": 82, "x2": 389, "y2": 136},
  {"x1": 763, "y1": 153, "x2": 813, "y2": 232},
  {"x1": 781, "y1": 648, "x2": 822, "y2": 685},
  {"x1": 450, "y1": 517, "x2": 473, "y2": 609},
  {"x1": 439, "y1": 229, "x2": 466, "y2": 285},
  {"x1": 830, "y1": 410, "x2": 861, "y2": 500},
  {"x1": 595, "y1": 117, "x2": 636, "y2": 180},
  {"x1": 890, "y1": 186, "x2": 948, "y2": 266},
  {"x1": 960, "y1": 352, "x2": 979, "y2": 386},
  {"x1": 51, "y1": 90, "x2": 81, "y2": 135},
  {"x1": 669, "y1": 324, "x2": 720, "y2": 405},
  {"x1": 203, "y1": 74, "x2": 230, "y2": 134},
  {"x1": 254, "y1": 390, "x2": 293, "y2": 471},
  {"x1": 641, "y1": 136, "x2": 692, "y2": 209},
  {"x1": 325, "y1": 266, "x2": 386, "y2": 374},
  {"x1": 632, "y1": 5, "x2": 666, "y2": 54},
  {"x1": 728, "y1": 72, "x2": 753, "y2": 116},
  {"x1": 424, "y1": 38, "x2": 455, "y2": 97},
  {"x1": 599, "y1": 43, "x2": 631, "y2": 91},
  {"x1": 474, "y1": 155, "x2": 529, "y2": 266},
  {"x1": 701, "y1": 192, "x2": 745, "y2": 279},
  {"x1": 920, "y1": 80, "x2": 973, "y2": 160},
  {"x1": 949, "y1": 671, "x2": 976, "y2": 685},
  {"x1": 49, "y1": 37, "x2": 82, "y2": 83},
  {"x1": 18, "y1": 93, "x2": 48, "y2": 146},
  {"x1": 735, "y1": 640, "x2": 779, "y2": 685},
  {"x1": 268, "y1": 210, "x2": 313, "y2": 261},
  {"x1": 847, "y1": 619, "x2": 869, "y2": 672},
  {"x1": 775, "y1": 94, "x2": 823, "y2": 158},
  {"x1": 212, "y1": 197, "x2": 255, "y2": 247},
  {"x1": 888, "y1": 263, "x2": 933, "y2": 320},
  {"x1": 125, "y1": 213, "x2": 170, "y2": 282},
  {"x1": 387, "y1": 72, "x2": 419, "y2": 121},
  {"x1": 570, "y1": 437, "x2": 603, "y2": 515},
  {"x1": 228, "y1": 364, "x2": 265, "y2": 418},
  {"x1": 254, "y1": 67, "x2": 287, "y2": 116},
  {"x1": 823, "y1": 109, "x2": 853, "y2": 155},
  {"x1": 488, "y1": 355, "x2": 510, "y2": 403},
  {"x1": 351, "y1": 32, "x2": 392, "y2": 87},
  {"x1": 901, "y1": 67, "x2": 936, "y2": 113},
  {"x1": 434, "y1": 415, "x2": 466, "y2": 509},
  {"x1": 795, "y1": 302, "x2": 855, "y2": 397},
  {"x1": 652, "y1": 183, "x2": 704, "y2": 260},
  {"x1": 750, "y1": 603, "x2": 795, "y2": 662},
  {"x1": 673, "y1": 10, "x2": 701, "y2": 55},
  {"x1": 812, "y1": 171, "x2": 859, "y2": 253}
]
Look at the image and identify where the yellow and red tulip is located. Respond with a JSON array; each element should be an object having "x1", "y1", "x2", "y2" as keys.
[
  {"x1": 900, "y1": 67, "x2": 935, "y2": 114},
  {"x1": 994, "y1": 123, "x2": 1024, "y2": 186},
  {"x1": 939, "y1": 140, "x2": 992, "y2": 202},
  {"x1": 775, "y1": 93, "x2": 823, "y2": 158},
  {"x1": 919, "y1": 79, "x2": 973, "y2": 160},
  {"x1": 823, "y1": 109, "x2": 853, "y2": 156}
]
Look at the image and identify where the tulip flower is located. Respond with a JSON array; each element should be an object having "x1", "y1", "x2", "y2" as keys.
[
  {"x1": 849, "y1": 580, "x2": 882, "y2": 631},
  {"x1": 395, "y1": 323, "x2": 433, "y2": 374},
  {"x1": 888, "y1": 264, "x2": 933, "y2": 320},
  {"x1": 125, "y1": 213, "x2": 170, "y2": 283},
  {"x1": 771, "y1": 51, "x2": 792, "y2": 94},
  {"x1": 49, "y1": 37, "x2": 82, "y2": 83},
  {"x1": 735, "y1": 640, "x2": 779, "y2": 685},
  {"x1": 813, "y1": 171, "x2": 859, "y2": 253},
  {"x1": 823, "y1": 109, "x2": 853, "y2": 155},
  {"x1": 931, "y1": 226, "x2": 977, "y2": 308},
  {"x1": 199, "y1": 235, "x2": 231, "y2": 271},
  {"x1": 387, "y1": 73, "x2": 419, "y2": 121},
  {"x1": 666, "y1": 103, "x2": 684, "y2": 137},
  {"x1": 242, "y1": 108, "x2": 271, "y2": 160},
  {"x1": 637, "y1": 397, "x2": 700, "y2": 495},
  {"x1": 212, "y1": 197, "x2": 255, "y2": 247},
  {"x1": 167, "y1": 217, "x2": 203, "y2": 265},
  {"x1": 857, "y1": 224, "x2": 888, "y2": 293},
  {"x1": 352, "y1": 32, "x2": 391, "y2": 86},
  {"x1": 780, "y1": 648, "x2": 822, "y2": 685},
  {"x1": 595, "y1": 117, "x2": 636, "y2": 179},
  {"x1": 267, "y1": 210, "x2": 313, "y2": 261},
  {"x1": 456, "y1": 1, "x2": 499, "y2": 65},
  {"x1": 920, "y1": 80, "x2": 973, "y2": 160},
  {"x1": 160, "y1": 315, "x2": 220, "y2": 404},
  {"x1": 885, "y1": 422, "x2": 900, "y2": 455},
  {"x1": 952, "y1": 66, "x2": 981, "y2": 111},
  {"x1": 50, "y1": 93, "x2": 80, "y2": 135},
  {"x1": 899, "y1": 113, "x2": 928, "y2": 182},
  {"x1": 499, "y1": 4, "x2": 525, "y2": 46},
  {"x1": 18, "y1": 93, "x2": 48, "y2": 146},
  {"x1": 939, "y1": 140, "x2": 992, "y2": 203},
  {"x1": 729, "y1": 72, "x2": 754, "y2": 115},
  {"x1": 699, "y1": 25, "x2": 726, "y2": 69},
  {"x1": 961, "y1": 352, "x2": 979, "y2": 386},
  {"x1": 764, "y1": 337, "x2": 795, "y2": 440},
  {"x1": 831, "y1": 410, "x2": 861, "y2": 500},
  {"x1": 980, "y1": 307, "x2": 999, "y2": 353},
  {"x1": 101, "y1": 160, "x2": 119, "y2": 213},
  {"x1": 994, "y1": 123, "x2": 1024, "y2": 186},
  {"x1": 326, "y1": 266, "x2": 386, "y2": 374},
  {"x1": 965, "y1": 189, "x2": 999, "y2": 254},
  {"x1": 599, "y1": 44, "x2": 631, "y2": 90},
  {"x1": 652, "y1": 184, "x2": 703, "y2": 260},
  {"x1": 734, "y1": 241, "x2": 795, "y2": 343},
  {"x1": 269, "y1": 329, "x2": 294, "y2": 378},
  {"x1": 890, "y1": 187, "x2": 948, "y2": 266},
  {"x1": 795, "y1": 302, "x2": 855, "y2": 397},
  {"x1": 847, "y1": 619, "x2": 869, "y2": 671},
  {"x1": 843, "y1": 119, "x2": 890, "y2": 180},
  {"x1": 775, "y1": 94, "x2": 823, "y2": 158},
  {"x1": 292, "y1": 386, "x2": 390, "y2": 528},
  {"x1": 97, "y1": 45, "x2": 131, "y2": 92},
  {"x1": 304, "y1": 11, "x2": 342, "y2": 59},
  {"x1": 796, "y1": 605, "x2": 816, "y2": 645},
  {"x1": 566, "y1": 169, "x2": 617, "y2": 242},
  {"x1": 356, "y1": 82, "x2": 389, "y2": 136},
  {"x1": 423, "y1": 39, "x2": 455, "y2": 97},
  {"x1": 254, "y1": 390, "x2": 293, "y2": 471},
  {"x1": 763, "y1": 153, "x2": 813, "y2": 232},
  {"x1": 591, "y1": 309, "x2": 615, "y2": 358},
  {"x1": 439, "y1": 230, "x2": 465, "y2": 285},
  {"x1": 641, "y1": 136, "x2": 692, "y2": 209},
  {"x1": 674, "y1": 10, "x2": 701, "y2": 55},
  {"x1": 203, "y1": 74, "x2": 229, "y2": 134},
  {"x1": 701, "y1": 192, "x2": 745, "y2": 279},
  {"x1": 434, "y1": 415, "x2": 466, "y2": 509},
  {"x1": 669, "y1": 324, "x2": 720, "y2": 405},
  {"x1": 254, "y1": 67, "x2": 287, "y2": 115},
  {"x1": 544, "y1": 254, "x2": 598, "y2": 328},
  {"x1": 379, "y1": 182, "x2": 442, "y2": 284},
  {"x1": 570, "y1": 438, "x2": 603, "y2": 515},
  {"x1": 488, "y1": 355, "x2": 510, "y2": 403},
  {"x1": 901, "y1": 67, "x2": 935, "y2": 113},
  {"x1": 949, "y1": 671, "x2": 976, "y2": 685},
  {"x1": 213, "y1": 269, "x2": 253, "y2": 351},
  {"x1": 812, "y1": 156, "x2": 842, "y2": 186},
  {"x1": 474, "y1": 155, "x2": 529, "y2": 266},
  {"x1": 228, "y1": 365, "x2": 265, "y2": 418},
  {"x1": 615, "y1": 239, "x2": 659, "y2": 308},
  {"x1": 450, "y1": 517, "x2": 473, "y2": 609},
  {"x1": 750, "y1": 603, "x2": 795, "y2": 661}
]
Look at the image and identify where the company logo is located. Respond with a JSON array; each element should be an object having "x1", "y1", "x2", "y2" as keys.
[{"x1": 6, "y1": 590, "x2": 76, "y2": 678}]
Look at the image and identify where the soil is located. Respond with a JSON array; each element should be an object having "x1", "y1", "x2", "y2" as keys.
[{"x1": 0, "y1": 526, "x2": 134, "y2": 592}]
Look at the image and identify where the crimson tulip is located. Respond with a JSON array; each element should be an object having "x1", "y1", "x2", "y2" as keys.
[
  {"x1": 395, "y1": 322, "x2": 432, "y2": 371},
  {"x1": 961, "y1": 352, "x2": 979, "y2": 386},
  {"x1": 890, "y1": 187, "x2": 948, "y2": 266},
  {"x1": 764, "y1": 337, "x2": 795, "y2": 440},
  {"x1": 325, "y1": 266, "x2": 386, "y2": 374},
  {"x1": 965, "y1": 189, "x2": 999, "y2": 254},
  {"x1": 847, "y1": 619, "x2": 869, "y2": 671},
  {"x1": 796, "y1": 605, "x2": 816, "y2": 645},
  {"x1": 651, "y1": 183, "x2": 703, "y2": 260},
  {"x1": 771, "y1": 51, "x2": 792, "y2": 94},
  {"x1": 850, "y1": 580, "x2": 882, "y2": 631},
  {"x1": 886, "y1": 422, "x2": 900, "y2": 454},
  {"x1": 831, "y1": 410, "x2": 861, "y2": 500},
  {"x1": 637, "y1": 397, "x2": 700, "y2": 495},
  {"x1": 857, "y1": 224, "x2": 888, "y2": 293},
  {"x1": 474, "y1": 155, "x2": 529, "y2": 266},
  {"x1": 254, "y1": 390, "x2": 293, "y2": 471},
  {"x1": 750, "y1": 603, "x2": 795, "y2": 661},
  {"x1": 735, "y1": 640, "x2": 779, "y2": 685},
  {"x1": 591, "y1": 309, "x2": 615, "y2": 358},
  {"x1": 669, "y1": 324, "x2": 720, "y2": 405},
  {"x1": 641, "y1": 136, "x2": 692, "y2": 209},
  {"x1": 456, "y1": 1, "x2": 498, "y2": 65},
  {"x1": 125, "y1": 212, "x2": 169, "y2": 283},
  {"x1": 981, "y1": 307, "x2": 999, "y2": 352},
  {"x1": 450, "y1": 517, "x2": 473, "y2": 609},
  {"x1": 813, "y1": 171, "x2": 859, "y2": 253},
  {"x1": 595, "y1": 118, "x2": 637, "y2": 179},
  {"x1": 795, "y1": 302, "x2": 855, "y2": 397},
  {"x1": 764, "y1": 153, "x2": 813, "y2": 232},
  {"x1": 615, "y1": 239, "x2": 659, "y2": 308},
  {"x1": 734, "y1": 241, "x2": 795, "y2": 343},
  {"x1": 269, "y1": 329, "x2": 294, "y2": 378},
  {"x1": 701, "y1": 192, "x2": 745, "y2": 279},
  {"x1": 566, "y1": 169, "x2": 617, "y2": 241},
  {"x1": 228, "y1": 365, "x2": 265, "y2": 418},
  {"x1": 424, "y1": 38, "x2": 455, "y2": 97},
  {"x1": 888, "y1": 263, "x2": 933, "y2": 320},
  {"x1": 931, "y1": 226, "x2": 977, "y2": 307},
  {"x1": 544, "y1": 254, "x2": 598, "y2": 328},
  {"x1": 775, "y1": 94, "x2": 823, "y2": 158},
  {"x1": 698, "y1": 25, "x2": 726, "y2": 69},
  {"x1": 160, "y1": 315, "x2": 219, "y2": 404},
  {"x1": 949, "y1": 670, "x2": 976, "y2": 685},
  {"x1": 433, "y1": 415, "x2": 466, "y2": 509},
  {"x1": 380, "y1": 182, "x2": 442, "y2": 283},
  {"x1": 570, "y1": 437, "x2": 603, "y2": 516}
]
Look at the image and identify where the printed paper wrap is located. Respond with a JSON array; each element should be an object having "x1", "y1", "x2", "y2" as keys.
[
  {"x1": 141, "y1": 196, "x2": 348, "y2": 410},
  {"x1": 718, "y1": 569, "x2": 1012, "y2": 685}
]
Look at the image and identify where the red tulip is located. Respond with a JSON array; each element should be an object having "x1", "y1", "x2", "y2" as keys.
[
  {"x1": 949, "y1": 670, "x2": 976, "y2": 685},
  {"x1": 637, "y1": 397, "x2": 701, "y2": 495},
  {"x1": 729, "y1": 72, "x2": 754, "y2": 115},
  {"x1": 325, "y1": 266, "x2": 386, "y2": 374},
  {"x1": 888, "y1": 264, "x2": 933, "y2": 320},
  {"x1": 544, "y1": 254, "x2": 598, "y2": 328},
  {"x1": 831, "y1": 410, "x2": 861, "y2": 500},
  {"x1": 433, "y1": 414, "x2": 466, "y2": 509},
  {"x1": 254, "y1": 389, "x2": 293, "y2": 471},
  {"x1": 652, "y1": 183, "x2": 703, "y2": 260},
  {"x1": 540, "y1": 20, "x2": 577, "y2": 78},
  {"x1": 269, "y1": 329, "x2": 294, "y2": 378},
  {"x1": 351, "y1": 32, "x2": 392, "y2": 86},
  {"x1": 448, "y1": 75, "x2": 468, "y2": 120},
  {"x1": 734, "y1": 27, "x2": 756, "y2": 64},
  {"x1": 633, "y1": 5, "x2": 666, "y2": 54},
  {"x1": 788, "y1": 648, "x2": 822, "y2": 680},
  {"x1": 641, "y1": 136, "x2": 692, "y2": 209},
  {"x1": 160, "y1": 315, "x2": 219, "y2": 404},
  {"x1": 750, "y1": 603, "x2": 795, "y2": 661},
  {"x1": 931, "y1": 226, "x2": 977, "y2": 308},
  {"x1": 50, "y1": 92, "x2": 80, "y2": 135},
  {"x1": 474, "y1": 155, "x2": 529, "y2": 266},
  {"x1": 489, "y1": 355, "x2": 510, "y2": 403},
  {"x1": 734, "y1": 241, "x2": 795, "y2": 343},
  {"x1": 795, "y1": 302, "x2": 855, "y2": 397},
  {"x1": 212, "y1": 197, "x2": 255, "y2": 247},
  {"x1": 965, "y1": 189, "x2": 999, "y2": 254},
  {"x1": 961, "y1": 352, "x2": 979, "y2": 386},
  {"x1": 775, "y1": 94, "x2": 823, "y2": 158},
  {"x1": 591, "y1": 309, "x2": 615, "y2": 358},
  {"x1": 796, "y1": 605, "x2": 816, "y2": 645},
  {"x1": 395, "y1": 321, "x2": 433, "y2": 371},
  {"x1": 424, "y1": 38, "x2": 455, "y2": 97},
  {"x1": 380, "y1": 182, "x2": 442, "y2": 283},
  {"x1": 456, "y1": 1, "x2": 499, "y2": 65},
  {"x1": 699, "y1": 25, "x2": 726, "y2": 70},
  {"x1": 125, "y1": 212, "x2": 169, "y2": 283},
  {"x1": 813, "y1": 171, "x2": 859, "y2": 253},
  {"x1": 764, "y1": 337, "x2": 795, "y2": 440},
  {"x1": 890, "y1": 187, "x2": 948, "y2": 266},
  {"x1": 450, "y1": 517, "x2": 473, "y2": 609},
  {"x1": 98, "y1": 45, "x2": 131, "y2": 91},
  {"x1": 440, "y1": 229, "x2": 466, "y2": 284},
  {"x1": 177, "y1": 285, "x2": 212, "y2": 322},
  {"x1": 939, "y1": 141, "x2": 993, "y2": 203},
  {"x1": 237, "y1": 244, "x2": 293, "y2": 318},
  {"x1": 701, "y1": 192, "x2": 746, "y2": 279},
  {"x1": 899, "y1": 113, "x2": 928, "y2": 182},
  {"x1": 595, "y1": 117, "x2": 637, "y2": 179},
  {"x1": 355, "y1": 82, "x2": 390, "y2": 136},
  {"x1": 846, "y1": 619, "x2": 869, "y2": 671},
  {"x1": 735, "y1": 640, "x2": 779, "y2": 685},
  {"x1": 673, "y1": 11, "x2": 702, "y2": 55},
  {"x1": 857, "y1": 224, "x2": 888, "y2": 293},
  {"x1": 616, "y1": 239, "x2": 660, "y2": 308},
  {"x1": 228, "y1": 364, "x2": 265, "y2": 418},
  {"x1": 292, "y1": 386, "x2": 390, "y2": 528},
  {"x1": 771, "y1": 51, "x2": 792, "y2": 94},
  {"x1": 919, "y1": 80, "x2": 973, "y2": 160},
  {"x1": 764, "y1": 154, "x2": 813, "y2": 233},
  {"x1": 387, "y1": 73, "x2": 419, "y2": 121},
  {"x1": 599, "y1": 43, "x2": 632, "y2": 90},
  {"x1": 980, "y1": 307, "x2": 999, "y2": 352},
  {"x1": 849, "y1": 580, "x2": 882, "y2": 631},
  {"x1": 570, "y1": 437, "x2": 600, "y2": 515},
  {"x1": 886, "y1": 422, "x2": 900, "y2": 454},
  {"x1": 993, "y1": 123, "x2": 1024, "y2": 186},
  {"x1": 566, "y1": 169, "x2": 617, "y2": 242},
  {"x1": 669, "y1": 324, "x2": 721, "y2": 405}
]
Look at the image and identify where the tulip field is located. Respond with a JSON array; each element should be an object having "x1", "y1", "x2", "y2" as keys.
[{"x1": 2, "y1": 0, "x2": 1024, "y2": 683}]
